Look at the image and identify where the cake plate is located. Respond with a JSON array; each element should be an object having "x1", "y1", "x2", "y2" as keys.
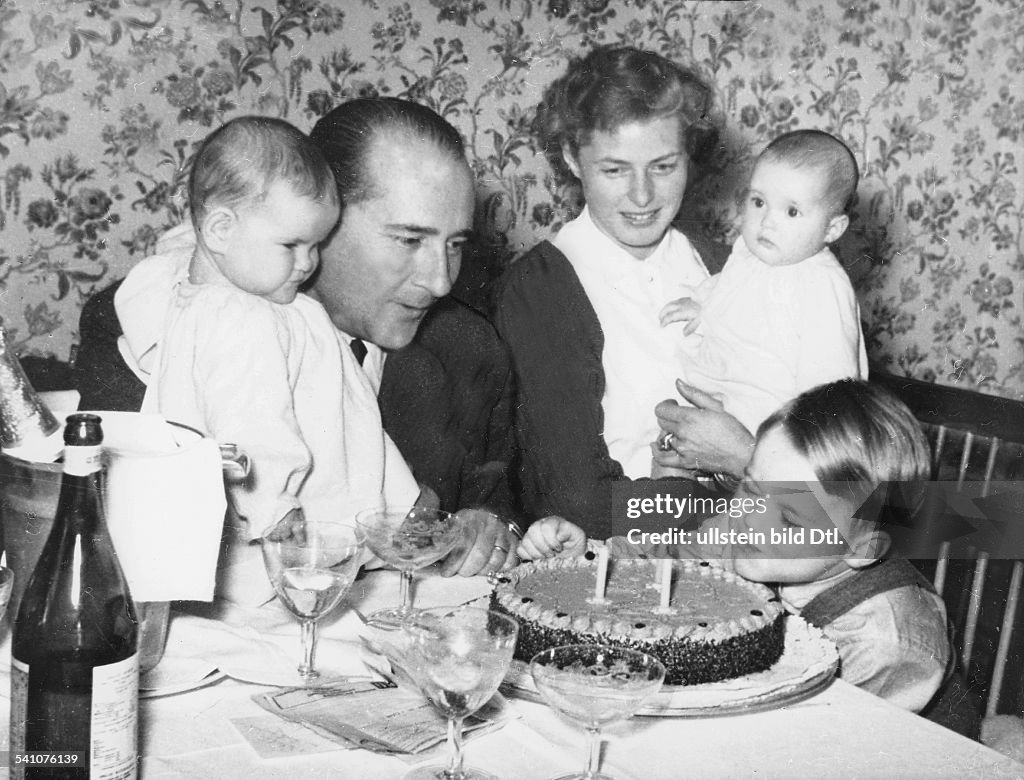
[{"x1": 500, "y1": 615, "x2": 838, "y2": 718}]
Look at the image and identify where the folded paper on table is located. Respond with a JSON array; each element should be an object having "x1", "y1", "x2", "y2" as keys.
[
  {"x1": 254, "y1": 679, "x2": 509, "y2": 754},
  {"x1": 99, "y1": 411, "x2": 226, "y2": 602},
  {"x1": 227, "y1": 715, "x2": 346, "y2": 760}
]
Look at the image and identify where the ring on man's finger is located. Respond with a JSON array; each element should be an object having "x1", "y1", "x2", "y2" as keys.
[
  {"x1": 657, "y1": 431, "x2": 675, "y2": 452},
  {"x1": 493, "y1": 544, "x2": 509, "y2": 554}
]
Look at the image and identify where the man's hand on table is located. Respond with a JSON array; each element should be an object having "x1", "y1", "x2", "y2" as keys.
[{"x1": 437, "y1": 508, "x2": 519, "y2": 577}]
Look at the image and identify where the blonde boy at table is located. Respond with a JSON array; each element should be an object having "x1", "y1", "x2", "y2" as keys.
[
  {"x1": 520, "y1": 380, "x2": 980, "y2": 737},
  {"x1": 148, "y1": 116, "x2": 420, "y2": 558},
  {"x1": 653, "y1": 130, "x2": 867, "y2": 477}
]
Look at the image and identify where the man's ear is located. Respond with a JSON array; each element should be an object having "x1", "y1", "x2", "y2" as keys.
[
  {"x1": 199, "y1": 207, "x2": 236, "y2": 254},
  {"x1": 561, "y1": 142, "x2": 582, "y2": 180},
  {"x1": 824, "y1": 213, "x2": 849, "y2": 244}
]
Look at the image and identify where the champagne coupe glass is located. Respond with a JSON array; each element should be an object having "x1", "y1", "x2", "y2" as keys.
[
  {"x1": 403, "y1": 606, "x2": 519, "y2": 780},
  {"x1": 530, "y1": 644, "x2": 666, "y2": 780},
  {"x1": 260, "y1": 521, "x2": 363, "y2": 680},
  {"x1": 355, "y1": 506, "x2": 464, "y2": 628}
]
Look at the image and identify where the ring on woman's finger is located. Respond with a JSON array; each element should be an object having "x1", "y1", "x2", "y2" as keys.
[
  {"x1": 493, "y1": 543, "x2": 509, "y2": 554},
  {"x1": 657, "y1": 431, "x2": 675, "y2": 452}
]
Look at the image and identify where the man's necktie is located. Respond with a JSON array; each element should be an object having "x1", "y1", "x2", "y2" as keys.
[{"x1": 350, "y1": 338, "x2": 367, "y2": 366}]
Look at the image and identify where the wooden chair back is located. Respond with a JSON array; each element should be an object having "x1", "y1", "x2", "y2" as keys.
[{"x1": 874, "y1": 371, "x2": 1024, "y2": 716}]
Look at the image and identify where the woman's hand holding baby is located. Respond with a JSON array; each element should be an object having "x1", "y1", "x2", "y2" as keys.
[
  {"x1": 517, "y1": 516, "x2": 587, "y2": 560},
  {"x1": 655, "y1": 380, "x2": 755, "y2": 478}
]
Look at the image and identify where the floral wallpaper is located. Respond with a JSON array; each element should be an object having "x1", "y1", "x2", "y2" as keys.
[{"x1": 0, "y1": 0, "x2": 1021, "y2": 400}]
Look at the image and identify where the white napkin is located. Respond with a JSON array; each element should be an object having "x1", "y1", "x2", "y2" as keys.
[
  {"x1": 96, "y1": 411, "x2": 227, "y2": 602},
  {"x1": 153, "y1": 605, "x2": 374, "y2": 688}
]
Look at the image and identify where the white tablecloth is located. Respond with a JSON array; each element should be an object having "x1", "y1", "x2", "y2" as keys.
[{"x1": 3, "y1": 570, "x2": 1023, "y2": 779}]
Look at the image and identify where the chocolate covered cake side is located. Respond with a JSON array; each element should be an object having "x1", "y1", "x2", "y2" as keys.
[{"x1": 492, "y1": 557, "x2": 786, "y2": 686}]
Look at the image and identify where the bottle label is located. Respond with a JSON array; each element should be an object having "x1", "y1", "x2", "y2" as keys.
[
  {"x1": 9, "y1": 655, "x2": 138, "y2": 780},
  {"x1": 63, "y1": 444, "x2": 103, "y2": 477},
  {"x1": 9, "y1": 658, "x2": 28, "y2": 780},
  {"x1": 90, "y1": 653, "x2": 139, "y2": 780}
]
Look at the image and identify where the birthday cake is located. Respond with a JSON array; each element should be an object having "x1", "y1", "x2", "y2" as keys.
[{"x1": 491, "y1": 556, "x2": 786, "y2": 686}]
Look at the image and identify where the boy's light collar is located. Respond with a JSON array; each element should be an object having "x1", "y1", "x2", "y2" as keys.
[{"x1": 777, "y1": 565, "x2": 860, "y2": 612}]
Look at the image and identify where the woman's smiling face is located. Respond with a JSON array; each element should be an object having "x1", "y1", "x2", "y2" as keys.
[{"x1": 563, "y1": 114, "x2": 689, "y2": 260}]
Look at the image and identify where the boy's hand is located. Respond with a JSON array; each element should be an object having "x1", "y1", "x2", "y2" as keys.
[
  {"x1": 658, "y1": 297, "x2": 702, "y2": 335},
  {"x1": 517, "y1": 516, "x2": 587, "y2": 560}
]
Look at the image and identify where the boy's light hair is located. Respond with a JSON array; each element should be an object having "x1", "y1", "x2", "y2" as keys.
[
  {"x1": 188, "y1": 115, "x2": 337, "y2": 225},
  {"x1": 758, "y1": 129, "x2": 859, "y2": 215},
  {"x1": 758, "y1": 379, "x2": 930, "y2": 510}
]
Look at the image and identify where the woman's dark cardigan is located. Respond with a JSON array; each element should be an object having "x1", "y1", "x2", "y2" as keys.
[{"x1": 493, "y1": 236, "x2": 729, "y2": 537}]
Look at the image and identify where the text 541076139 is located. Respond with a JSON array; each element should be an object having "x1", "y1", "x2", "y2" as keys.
[{"x1": 2, "y1": 752, "x2": 84, "y2": 766}]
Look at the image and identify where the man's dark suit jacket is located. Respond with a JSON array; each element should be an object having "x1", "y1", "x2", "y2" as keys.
[{"x1": 74, "y1": 282, "x2": 518, "y2": 519}]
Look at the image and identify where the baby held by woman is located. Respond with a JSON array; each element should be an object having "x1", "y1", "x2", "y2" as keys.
[
  {"x1": 654, "y1": 130, "x2": 868, "y2": 480},
  {"x1": 522, "y1": 379, "x2": 979, "y2": 736}
]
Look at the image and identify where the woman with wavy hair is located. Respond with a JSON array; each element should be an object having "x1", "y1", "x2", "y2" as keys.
[{"x1": 495, "y1": 45, "x2": 751, "y2": 537}]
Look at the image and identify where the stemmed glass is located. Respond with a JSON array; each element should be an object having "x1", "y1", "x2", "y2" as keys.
[
  {"x1": 530, "y1": 644, "x2": 666, "y2": 780},
  {"x1": 260, "y1": 521, "x2": 363, "y2": 681},
  {"x1": 355, "y1": 506, "x2": 464, "y2": 628},
  {"x1": 402, "y1": 605, "x2": 519, "y2": 780}
]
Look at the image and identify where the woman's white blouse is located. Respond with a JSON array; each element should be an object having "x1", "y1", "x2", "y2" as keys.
[{"x1": 553, "y1": 208, "x2": 709, "y2": 479}]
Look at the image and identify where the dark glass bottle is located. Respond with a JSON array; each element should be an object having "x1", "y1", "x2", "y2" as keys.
[{"x1": 10, "y1": 413, "x2": 139, "y2": 779}]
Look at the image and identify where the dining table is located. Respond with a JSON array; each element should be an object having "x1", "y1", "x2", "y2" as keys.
[{"x1": 1, "y1": 566, "x2": 1021, "y2": 780}]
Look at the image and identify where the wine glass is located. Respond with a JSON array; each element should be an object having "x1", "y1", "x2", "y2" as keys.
[
  {"x1": 402, "y1": 605, "x2": 519, "y2": 780},
  {"x1": 355, "y1": 506, "x2": 464, "y2": 628},
  {"x1": 260, "y1": 521, "x2": 363, "y2": 680},
  {"x1": 530, "y1": 644, "x2": 666, "y2": 780}
]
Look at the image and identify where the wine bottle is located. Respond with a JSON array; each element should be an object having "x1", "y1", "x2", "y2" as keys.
[{"x1": 10, "y1": 413, "x2": 139, "y2": 780}]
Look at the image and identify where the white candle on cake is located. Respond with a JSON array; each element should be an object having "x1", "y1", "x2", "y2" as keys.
[
  {"x1": 659, "y1": 558, "x2": 672, "y2": 609},
  {"x1": 593, "y1": 546, "x2": 609, "y2": 601}
]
